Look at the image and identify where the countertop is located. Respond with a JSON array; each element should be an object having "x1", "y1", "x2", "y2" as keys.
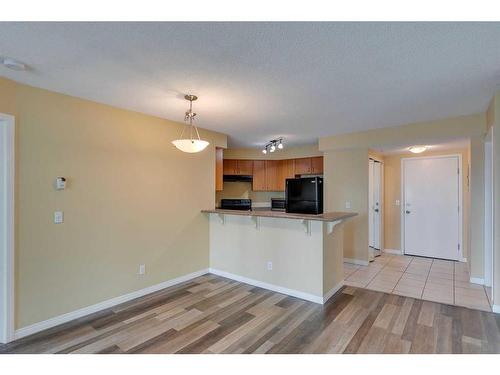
[{"x1": 201, "y1": 208, "x2": 357, "y2": 222}]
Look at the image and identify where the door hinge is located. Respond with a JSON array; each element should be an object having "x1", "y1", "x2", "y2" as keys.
[
  {"x1": 458, "y1": 244, "x2": 460, "y2": 251},
  {"x1": 457, "y1": 168, "x2": 460, "y2": 174}
]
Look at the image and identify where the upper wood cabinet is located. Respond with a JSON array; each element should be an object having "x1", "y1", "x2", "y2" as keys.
[
  {"x1": 237, "y1": 160, "x2": 254, "y2": 175},
  {"x1": 223, "y1": 159, "x2": 238, "y2": 175},
  {"x1": 219, "y1": 156, "x2": 323, "y2": 192},
  {"x1": 294, "y1": 157, "x2": 312, "y2": 174},
  {"x1": 311, "y1": 156, "x2": 324, "y2": 174},
  {"x1": 294, "y1": 156, "x2": 323, "y2": 175},
  {"x1": 252, "y1": 160, "x2": 267, "y2": 191},
  {"x1": 265, "y1": 160, "x2": 281, "y2": 191},
  {"x1": 215, "y1": 148, "x2": 223, "y2": 191},
  {"x1": 278, "y1": 159, "x2": 295, "y2": 191},
  {"x1": 223, "y1": 159, "x2": 254, "y2": 175}
]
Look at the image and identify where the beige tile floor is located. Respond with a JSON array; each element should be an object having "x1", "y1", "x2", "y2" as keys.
[{"x1": 344, "y1": 253, "x2": 492, "y2": 311}]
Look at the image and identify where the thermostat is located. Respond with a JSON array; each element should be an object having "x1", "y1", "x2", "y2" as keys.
[{"x1": 55, "y1": 177, "x2": 66, "y2": 190}]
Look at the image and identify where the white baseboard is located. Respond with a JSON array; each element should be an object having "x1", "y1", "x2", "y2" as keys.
[
  {"x1": 209, "y1": 268, "x2": 325, "y2": 304},
  {"x1": 323, "y1": 281, "x2": 344, "y2": 303},
  {"x1": 343, "y1": 258, "x2": 369, "y2": 266},
  {"x1": 383, "y1": 249, "x2": 402, "y2": 255},
  {"x1": 492, "y1": 305, "x2": 500, "y2": 314},
  {"x1": 469, "y1": 277, "x2": 485, "y2": 285},
  {"x1": 14, "y1": 268, "x2": 209, "y2": 340}
]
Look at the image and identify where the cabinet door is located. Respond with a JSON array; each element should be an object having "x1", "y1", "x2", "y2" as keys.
[
  {"x1": 215, "y1": 148, "x2": 223, "y2": 191},
  {"x1": 311, "y1": 156, "x2": 324, "y2": 174},
  {"x1": 237, "y1": 160, "x2": 253, "y2": 175},
  {"x1": 294, "y1": 158, "x2": 312, "y2": 175},
  {"x1": 252, "y1": 160, "x2": 267, "y2": 191},
  {"x1": 265, "y1": 160, "x2": 280, "y2": 191},
  {"x1": 278, "y1": 159, "x2": 295, "y2": 191},
  {"x1": 223, "y1": 159, "x2": 238, "y2": 175}
]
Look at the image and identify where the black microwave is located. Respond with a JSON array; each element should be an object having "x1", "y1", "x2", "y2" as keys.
[{"x1": 271, "y1": 198, "x2": 286, "y2": 211}]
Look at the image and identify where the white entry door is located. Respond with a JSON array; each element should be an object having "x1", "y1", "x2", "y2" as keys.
[{"x1": 403, "y1": 155, "x2": 460, "y2": 260}]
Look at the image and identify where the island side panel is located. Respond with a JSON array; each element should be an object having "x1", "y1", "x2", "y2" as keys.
[
  {"x1": 322, "y1": 221, "x2": 345, "y2": 302},
  {"x1": 209, "y1": 214, "x2": 324, "y2": 301}
]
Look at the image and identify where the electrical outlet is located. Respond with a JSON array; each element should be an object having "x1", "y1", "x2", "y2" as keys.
[
  {"x1": 345, "y1": 201, "x2": 351, "y2": 209},
  {"x1": 267, "y1": 261, "x2": 273, "y2": 271},
  {"x1": 54, "y1": 211, "x2": 64, "y2": 224},
  {"x1": 138, "y1": 264, "x2": 146, "y2": 275}
]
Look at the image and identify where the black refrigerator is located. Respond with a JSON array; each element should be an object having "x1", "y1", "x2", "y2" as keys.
[{"x1": 285, "y1": 177, "x2": 324, "y2": 214}]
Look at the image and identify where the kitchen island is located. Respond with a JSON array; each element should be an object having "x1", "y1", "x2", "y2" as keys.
[{"x1": 202, "y1": 208, "x2": 357, "y2": 304}]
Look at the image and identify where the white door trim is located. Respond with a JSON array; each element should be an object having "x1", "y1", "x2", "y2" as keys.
[
  {"x1": 400, "y1": 154, "x2": 463, "y2": 261},
  {"x1": 0, "y1": 113, "x2": 15, "y2": 344}
]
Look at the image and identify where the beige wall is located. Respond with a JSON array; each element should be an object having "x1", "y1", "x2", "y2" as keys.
[
  {"x1": 323, "y1": 148, "x2": 369, "y2": 263},
  {"x1": 383, "y1": 148, "x2": 470, "y2": 261},
  {"x1": 320, "y1": 113, "x2": 486, "y2": 277},
  {"x1": 0, "y1": 77, "x2": 227, "y2": 329}
]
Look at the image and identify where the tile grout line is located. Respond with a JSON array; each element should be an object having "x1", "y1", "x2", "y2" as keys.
[
  {"x1": 453, "y1": 262, "x2": 456, "y2": 305},
  {"x1": 390, "y1": 256, "x2": 414, "y2": 294},
  {"x1": 421, "y1": 259, "x2": 434, "y2": 300}
]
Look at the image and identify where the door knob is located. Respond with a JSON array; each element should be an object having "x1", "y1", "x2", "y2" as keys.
[
  {"x1": 405, "y1": 210, "x2": 411, "y2": 214},
  {"x1": 374, "y1": 208, "x2": 379, "y2": 212}
]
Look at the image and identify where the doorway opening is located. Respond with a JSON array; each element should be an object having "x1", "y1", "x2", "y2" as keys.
[{"x1": 0, "y1": 113, "x2": 15, "y2": 344}]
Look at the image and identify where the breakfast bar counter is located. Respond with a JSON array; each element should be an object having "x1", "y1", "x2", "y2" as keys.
[
  {"x1": 202, "y1": 208, "x2": 357, "y2": 304},
  {"x1": 201, "y1": 208, "x2": 357, "y2": 222}
]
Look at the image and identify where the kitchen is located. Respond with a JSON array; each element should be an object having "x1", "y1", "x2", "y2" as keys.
[{"x1": 203, "y1": 144, "x2": 356, "y2": 304}]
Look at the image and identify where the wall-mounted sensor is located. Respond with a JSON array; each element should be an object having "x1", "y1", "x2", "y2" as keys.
[{"x1": 55, "y1": 177, "x2": 66, "y2": 190}]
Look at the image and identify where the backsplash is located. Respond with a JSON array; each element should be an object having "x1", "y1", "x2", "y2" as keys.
[{"x1": 215, "y1": 181, "x2": 284, "y2": 207}]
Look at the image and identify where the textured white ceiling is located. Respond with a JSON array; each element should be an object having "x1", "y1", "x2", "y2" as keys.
[{"x1": 1, "y1": 22, "x2": 500, "y2": 147}]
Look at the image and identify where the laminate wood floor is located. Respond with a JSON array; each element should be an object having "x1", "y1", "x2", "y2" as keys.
[{"x1": 1, "y1": 274, "x2": 499, "y2": 354}]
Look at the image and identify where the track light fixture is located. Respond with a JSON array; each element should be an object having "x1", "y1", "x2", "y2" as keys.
[{"x1": 262, "y1": 138, "x2": 284, "y2": 154}]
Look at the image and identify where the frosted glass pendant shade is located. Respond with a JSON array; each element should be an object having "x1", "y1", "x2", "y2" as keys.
[{"x1": 172, "y1": 139, "x2": 210, "y2": 153}]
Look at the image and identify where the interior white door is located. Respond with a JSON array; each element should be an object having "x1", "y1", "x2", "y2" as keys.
[
  {"x1": 373, "y1": 161, "x2": 382, "y2": 250},
  {"x1": 403, "y1": 156, "x2": 460, "y2": 260},
  {"x1": 368, "y1": 159, "x2": 374, "y2": 249}
]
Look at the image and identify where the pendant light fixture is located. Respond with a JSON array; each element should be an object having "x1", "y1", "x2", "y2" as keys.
[{"x1": 172, "y1": 94, "x2": 209, "y2": 153}]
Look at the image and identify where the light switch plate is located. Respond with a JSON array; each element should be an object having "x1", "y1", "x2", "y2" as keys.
[
  {"x1": 54, "y1": 211, "x2": 64, "y2": 224},
  {"x1": 345, "y1": 201, "x2": 351, "y2": 209}
]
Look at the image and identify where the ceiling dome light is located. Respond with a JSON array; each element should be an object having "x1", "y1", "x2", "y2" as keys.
[
  {"x1": 270, "y1": 144, "x2": 276, "y2": 152},
  {"x1": 278, "y1": 141, "x2": 284, "y2": 149},
  {"x1": 172, "y1": 94, "x2": 210, "y2": 153},
  {"x1": 409, "y1": 145, "x2": 427, "y2": 154},
  {"x1": 1, "y1": 57, "x2": 27, "y2": 71},
  {"x1": 262, "y1": 148, "x2": 267, "y2": 154}
]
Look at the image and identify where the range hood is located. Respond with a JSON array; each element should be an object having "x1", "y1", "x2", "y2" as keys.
[{"x1": 223, "y1": 175, "x2": 253, "y2": 182}]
